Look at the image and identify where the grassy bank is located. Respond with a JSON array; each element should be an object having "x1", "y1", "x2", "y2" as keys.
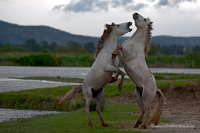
[
  {"x1": 1, "y1": 52, "x2": 200, "y2": 68},
  {"x1": 1, "y1": 73, "x2": 200, "y2": 111},
  {"x1": 0, "y1": 73, "x2": 200, "y2": 132}
]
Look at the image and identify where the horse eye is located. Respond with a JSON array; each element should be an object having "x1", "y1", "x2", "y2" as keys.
[{"x1": 144, "y1": 18, "x2": 146, "y2": 21}]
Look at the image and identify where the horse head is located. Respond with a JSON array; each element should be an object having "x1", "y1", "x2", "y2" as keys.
[
  {"x1": 106, "y1": 22, "x2": 132, "y2": 36},
  {"x1": 95, "y1": 22, "x2": 132, "y2": 58},
  {"x1": 132, "y1": 13, "x2": 153, "y2": 55},
  {"x1": 133, "y1": 13, "x2": 152, "y2": 29}
]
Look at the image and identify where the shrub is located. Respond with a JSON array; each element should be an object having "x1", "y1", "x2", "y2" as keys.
[{"x1": 15, "y1": 53, "x2": 58, "y2": 66}]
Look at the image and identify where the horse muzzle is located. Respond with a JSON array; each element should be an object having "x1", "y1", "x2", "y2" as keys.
[
  {"x1": 133, "y1": 13, "x2": 138, "y2": 19},
  {"x1": 128, "y1": 22, "x2": 132, "y2": 32}
]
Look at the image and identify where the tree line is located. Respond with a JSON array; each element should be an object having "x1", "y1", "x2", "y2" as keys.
[
  {"x1": 148, "y1": 44, "x2": 199, "y2": 55},
  {"x1": 0, "y1": 38, "x2": 200, "y2": 55},
  {"x1": 0, "y1": 38, "x2": 96, "y2": 53}
]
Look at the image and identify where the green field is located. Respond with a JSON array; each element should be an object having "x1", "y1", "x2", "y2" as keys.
[{"x1": 0, "y1": 73, "x2": 200, "y2": 132}]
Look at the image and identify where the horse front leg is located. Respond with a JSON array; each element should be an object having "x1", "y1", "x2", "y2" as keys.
[
  {"x1": 115, "y1": 45, "x2": 136, "y2": 62},
  {"x1": 112, "y1": 45, "x2": 122, "y2": 59},
  {"x1": 109, "y1": 71, "x2": 119, "y2": 83},
  {"x1": 117, "y1": 69, "x2": 125, "y2": 92},
  {"x1": 105, "y1": 64, "x2": 125, "y2": 92}
]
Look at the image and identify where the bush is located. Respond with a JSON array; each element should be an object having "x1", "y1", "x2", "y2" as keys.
[
  {"x1": 0, "y1": 93, "x2": 68, "y2": 111},
  {"x1": 15, "y1": 53, "x2": 58, "y2": 66}
]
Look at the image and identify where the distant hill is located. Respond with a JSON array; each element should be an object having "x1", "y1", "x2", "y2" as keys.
[
  {"x1": 0, "y1": 20, "x2": 97, "y2": 45},
  {"x1": 151, "y1": 36, "x2": 200, "y2": 46},
  {"x1": 1, "y1": 20, "x2": 200, "y2": 46}
]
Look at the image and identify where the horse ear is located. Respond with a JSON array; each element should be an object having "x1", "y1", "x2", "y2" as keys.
[
  {"x1": 105, "y1": 24, "x2": 111, "y2": 29},
  {"x1": 147, "y1": 17, "x2": 151, "y2": 23},
  {"x1": 111, "y1": 22, "x2": 116, "y2": 27}
]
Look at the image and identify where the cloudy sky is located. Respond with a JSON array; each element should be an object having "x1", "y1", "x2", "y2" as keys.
[{"x1": 0, "y1": 0, "x2": 199, "y2": 37}]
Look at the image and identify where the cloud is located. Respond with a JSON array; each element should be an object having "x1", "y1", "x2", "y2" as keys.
[
  {"x1": 156, "y1": 0, "x2": 169, "y2": 6},
  {"x1": 53, "y1": 0, "x2": 147, "y2": 13},
  {"x1": 53, "y1": 0, "x2": 197, "y2": 13},
  {"x1": 53, "y1": 0, "x2": 108, "y2": 12},
  {"x1": 155, "y1": 0, "x2": 197, "y2": 7},
  {"x1": 126, "y1": 3, "x2": 148, "y2": 11}
]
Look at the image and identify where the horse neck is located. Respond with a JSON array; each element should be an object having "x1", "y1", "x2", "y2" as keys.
[
  {"x1": 124, "y1": 27, "x2": 148, "y2": 58},
  {"x1": 102, "y1": 32, "x2": 118, "y2": 50},
  {"x1": 131, "y1": 27, "x2": 148, "y2": 45}
]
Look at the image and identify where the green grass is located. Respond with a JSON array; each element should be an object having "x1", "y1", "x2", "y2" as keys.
[
  {"x1": 0, "y1": 86, "x2": 77, "y2": 111},
  {"x1": 0, "y1": 103, "x2": 143, "y2": 133},
  {"x1": 146, "y1": 55, "x2": 200, "y2": 67},
  {"x1": 1, "y1": 52, "x2": 200, "y2": 67},
  {"x1": 153, "y1": 73, "x2": 200, "y2": 88},
  {"x1": 0, "y1": 52, "x2": 95, "y2": 67}
]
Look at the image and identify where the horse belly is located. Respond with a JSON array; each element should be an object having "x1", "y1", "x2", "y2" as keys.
[{"x1": 84, "y1": 69, "x2": 112, "y2": 91}]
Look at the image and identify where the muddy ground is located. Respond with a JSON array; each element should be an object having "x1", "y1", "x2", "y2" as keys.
[{"x1": 108, "y1": 82, "x2": 200, "y2": 132}]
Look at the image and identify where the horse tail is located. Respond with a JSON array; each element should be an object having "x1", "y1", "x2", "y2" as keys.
[
  {"x1": 57, "y1": 86, "x2": 82, "y2": 107},
  {"x1": 149, "y1": 89, "x2": 167, "y2": 126}
]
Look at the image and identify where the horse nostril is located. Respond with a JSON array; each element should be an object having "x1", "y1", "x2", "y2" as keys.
[{"x1": 128, "y1": 22, "x2": 132, "y2": 26}]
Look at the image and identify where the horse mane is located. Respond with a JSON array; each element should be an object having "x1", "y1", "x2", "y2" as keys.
[
  {"x1": 145, "y1": 18, "x2": 153, "y2": 56},
  {"x1": 94, "y1": 23, "x2": 115, "y2": 59}
]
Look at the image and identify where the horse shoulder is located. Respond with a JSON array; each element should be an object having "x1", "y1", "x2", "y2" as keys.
[{"x1": 95, "y1": 52, "x2": 114, "y2": 68}]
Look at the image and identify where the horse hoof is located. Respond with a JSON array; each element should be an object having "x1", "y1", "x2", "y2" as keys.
[
  {"x1": 88, "y1": 124, "x2": 93, "y2": 128},
  {"x1": 139, "y1": 124, "x2": 147, "y2": 129},
  {"x1": 102, "y1": 123, "x2": 109, "y2": 127},
  {"x1": 118, "y1": 86, "x2": 122, "y2": 92},
  {"x1": 109, "y1": 77, "x2": 116, "y2": 83},
  {"x1": 133, "y1": 124, "x2": 139, "y2": 128}
]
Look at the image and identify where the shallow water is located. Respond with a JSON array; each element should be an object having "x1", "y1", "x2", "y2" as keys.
[
  {"x1": 0, "y1": 66, "x2": 89, "y2": 79},
  {"x1": 0, "y1": 66, "x2": 87, "y2": 122},
  {"x1": 0, "y1": 108, "x2": 61, "y2": 122},
  {"x1": 0, "y1": 78, "x2": 81, "y2": 92}
]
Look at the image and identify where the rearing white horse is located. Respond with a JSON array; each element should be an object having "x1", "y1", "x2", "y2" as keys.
[
  {"x1": 113, "y1": 13, "x2": 166, "y2": 129},
  {"x1": 57, "y1": 22, "x2": 132, "y2": 127}
]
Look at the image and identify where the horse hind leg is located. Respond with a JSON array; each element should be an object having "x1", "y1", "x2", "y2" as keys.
[
  {"x1": 134, "y1": 110, "x2": 144, "y2": 128},
  {"x1": 139, "y1": 88, "x2": 154, "y2": 129},
  {"x1": 83, "y1": 87, "x2": 93, "y2": 127},
  {"x1": 133, "y1": 86, "x2": 145, "y2": 128},
  {"x1": 93, "y1": 88, "x2": 108, "y2": 127},
  {"x1": 139, "y1": 107, "x2": 150, "y2": 129}
]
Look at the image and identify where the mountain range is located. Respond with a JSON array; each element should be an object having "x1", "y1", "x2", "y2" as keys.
[{"x1": 1, "y1": 20, "x2": 200, "y2": 47}]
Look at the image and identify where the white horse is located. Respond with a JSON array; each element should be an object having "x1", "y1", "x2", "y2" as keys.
[
  {"x1": 57, "y1": 22, "x2": 132, "y2": 127},
  {"x1": 113, "y1": 13, "x2": 166, "y2": 129}
]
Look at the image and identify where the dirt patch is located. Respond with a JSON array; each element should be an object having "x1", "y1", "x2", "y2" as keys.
[{"x1": 108, "y1": 82, "x2": 200, "y2": 132}]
